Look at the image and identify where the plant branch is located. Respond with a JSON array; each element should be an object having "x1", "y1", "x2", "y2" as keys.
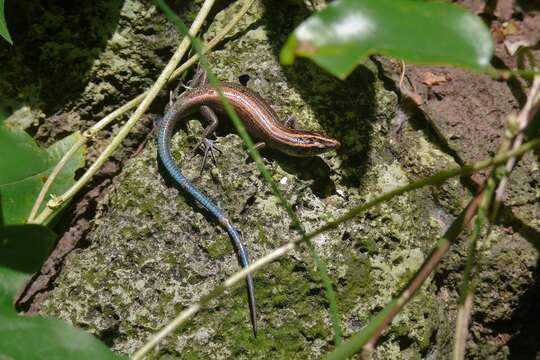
[
  {"x1": 303, "y1": 139, "x2": 540, "y2": 242},
  {"x1": 452, "y1": 73, "x2": 540, "y2": 360},
  {"x1": 28, "y1": 0, "x2": 256, "y2": 224},
  {"x1": 452, "y1": 175, "x2": 495, "y2": 360},
  {"x1": 151, "y1": 0, "x2": 343, "y2": 347},
  {"x1": 31, "y1": 0, "x2": 215, "y2": 223},
  {"x1": 328, "y1": 184, "x2": 493, "y2": 360},
  {"x1": 27, "y1": 134, "x2": 86, "y2": 222},
  {"x1": 491, "y1": 74, "x2": 540, "y2": 220},
  {"x1": 131, "y1": 137, "x2": 540, "y2": 358},
  {"x1": 326, "y1": 72, "x2": 540, "y2": 360}
]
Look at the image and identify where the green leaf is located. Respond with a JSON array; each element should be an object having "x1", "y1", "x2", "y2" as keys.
[
  {"x1": 0, "y1": 314, "x2": 125, "y2": 359},
  {"x1": 0, "y1": 267, "x2": 28, "y2": 313},
  {"x1": 0, "y1": 122, "x2": 85, "y2": 224},
  {"x1": 280, "y1": 0, "x2": 494, "y2": 79},
  {"x1": 0, "y1": 226, "x2": 123, "y2": 359},
  {"x1": 0, "y1": 224, "x2": 56, "y2": 274},
  {"x1": 0, "y1": 0, "x2": 12, "y2": 44},
  {"x1": 0, "y1": 224, "x2": 54, "y2": 313}
]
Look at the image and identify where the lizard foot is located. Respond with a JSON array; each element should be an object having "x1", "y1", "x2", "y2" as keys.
[{"x1": 191, "y1": 138, "x2": 222, "y2": 175}]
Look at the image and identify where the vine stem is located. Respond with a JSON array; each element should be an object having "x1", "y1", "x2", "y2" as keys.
[
  {"x1": 30, "y1": 0, "x2": 215, "y2": 222},
  {"x1": 132, "y1": 137, "x2": 540, "y2": 359},
  {"x1": 452, "y1": 176, "x2": 494, "y2": 360},
  {"x1": 453, "y1": 289, "x2": 474, "y2": 359},
  {"x1": 152, "y1": 0, "x2": 344, "y2": 347},
  {"x1": 327, "y1": 72, "x2": 540, "y2": 360},
  {"x1": 491, "y1": 74, "x2": 540, "y2": 218},
  {"x1": 28, "y1": 0, "x2": 256, "y2": 224},
  {"x1": 451, "y1": 74, "x2": 540, "y2": 360},
  {"x1": 27, "y1": 134, "x2": 85, "y2": 222}
]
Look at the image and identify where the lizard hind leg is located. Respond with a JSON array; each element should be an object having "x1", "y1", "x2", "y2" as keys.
[{"x1": 192, "y1": 105, "x2": 221, "y2": 175}]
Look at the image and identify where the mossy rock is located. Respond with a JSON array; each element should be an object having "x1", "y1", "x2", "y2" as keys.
[{"x1": 38, "y1": 1, "x2": 539, "y2": 359}]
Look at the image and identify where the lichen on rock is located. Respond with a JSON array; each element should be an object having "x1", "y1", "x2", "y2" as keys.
[{"x1": 37, "y1": 1, "x2": 539, "y2": 359}]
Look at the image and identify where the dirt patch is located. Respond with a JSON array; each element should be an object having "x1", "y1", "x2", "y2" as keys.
[{"x1": 382, "y1": 0, "x2": 539, "y2": 175}]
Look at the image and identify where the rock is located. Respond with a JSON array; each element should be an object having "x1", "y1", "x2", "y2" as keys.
[{"x1": 36, "y1": 1, "x2": 539, "y2": 359}]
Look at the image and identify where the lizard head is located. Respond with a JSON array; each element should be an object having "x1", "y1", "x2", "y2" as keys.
[{"x1": 280, "y1": 131, "x2": 340, "y2": 157}]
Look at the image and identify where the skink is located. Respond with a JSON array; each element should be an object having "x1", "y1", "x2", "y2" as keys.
[{"x1": 157, "y1": 72, "x2": 340, "y2": 336}]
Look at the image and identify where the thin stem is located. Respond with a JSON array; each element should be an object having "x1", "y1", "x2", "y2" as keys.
[
  {"x1": 28, "y1": 94, "x2": 140, "y2": 223},
  {"x1": 327, "y1": 196, "x2": 480, "y2": 360},
  {"x1": 169, "y1": 0, "x2": 257, "y2": 81},
  {"x1": 452, "y1": 176, "x2": 495, "y2": 360},
  {"x1": 453, "y1": 290, "x2": 474, "y2": 360},
  {"x1": 152, "y1": 0, "x2": 343, "y2": 346},
  {"x1": 132, "y1": 138, "x2": 540, "y2": 358},
  {"x1": 491, "y1": 75, "x2": 540, "y2": 221},
  {"x1": 453, "y1": 73, "x2": 540, "y2": 360},
  {"x1": 305, "y1": 240, "x2": 343, "y2": 345},
  {"x1": 304, "y1": 138, "x2": 540, "y2": 242},
  {"x1": 486, "y1": 67, "x2": 540, "y2": 80},
  {"x1": 27, "y1": 135, "x2": 86, "y2": 222},
  {"x1": 131, "y1": 241, "x2": 296, "y2": 360},
  {"x1": 326, "y1": 72, "x2": 540, "y2": 360},
  {"x1": 29, "y1": 0, "x2": 256, "y2": 224},
  {"x1": 31, "y1": 0, "x2": 216, "y2": 224}
]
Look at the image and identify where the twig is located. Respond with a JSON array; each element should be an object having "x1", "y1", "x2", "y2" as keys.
[
  {"x1": 29, "y1": 0, "x2": 257, "y2": 224},
  {"x1": 397, "y1": 60, "x2": 422, "y2": 105},
  {"x1": 152, "y1": 0, "x2": 344, "y2": 347},
  {"x1": 486, "y1": 67, "x2": 540, "y2": 80},
  {"x1": 453, "y1": 289, "x2": 474, "y2": 359},
  {"x1": 360, "y1": 197, "x2": 481, "y2": 358},
  {"x1": 27, "y1": 134, "x2": 85, "y2": 222},
  {"x1": 491, "y1": 74, "x2": 540, "y2": 220},
  {"x1": 131, "y1": 138, "x2": 540, "y2": 359},
  {"x1": 28, "y1": 0, "x2": 255, "y2": 223},
  {"x1": 325, "y1": 72, "x2": 540, "y2": 360},
  {"x1": 131, "y1": 241, "x2": 295, "y2": 360},
  {"x1": 452, "y1": 74, "x2": 540, "y2": 360},
  {"x1": 452, "y1": 176, "x2": 495, "y2": 360},
  {"x1": 32, "y1": 0, "x2": 213, "y2": 222},
  {"x1": 327, "y1": 191, "x2": 483, "y2": 360},
  {"x1": 30, "y1": 0, "x2": 216, "y2": 222}
]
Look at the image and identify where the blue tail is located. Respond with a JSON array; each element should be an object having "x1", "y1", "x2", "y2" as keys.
[
  {"x1": 158, "y1": 122, "x2": 257, "y2": 335},
  {"x1": 225, "y1": 222, "x2": 257, "y2": 337}
]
